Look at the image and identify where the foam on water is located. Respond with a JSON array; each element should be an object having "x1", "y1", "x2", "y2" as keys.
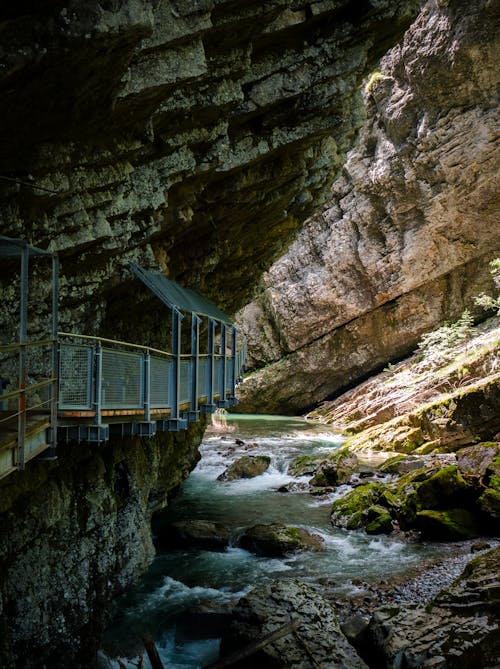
[{"x1": 103, "y1": 414, "x2": 460, "y2": 668}]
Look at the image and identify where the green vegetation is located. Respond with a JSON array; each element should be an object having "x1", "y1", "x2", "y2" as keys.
[
  {"x1": 416, "y1": 309, "x2": 475, "y2": 369},
  {"x1": 474, "y1": 258, "x2": 500, "y2": 315},
  {"x1": 365, "y1": 70, "x2": 391, "y2": 93}
]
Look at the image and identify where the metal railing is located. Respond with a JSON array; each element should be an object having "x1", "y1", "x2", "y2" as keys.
[
  {"x1": 1, "y1": 328, "x2": 246, "y2": 475},
  {"x1": 58, "y1": 332, "x2": 246, "y2": 423},
  {"x1": 0, "y1": 339, "x2": 58, "y2": 470}
]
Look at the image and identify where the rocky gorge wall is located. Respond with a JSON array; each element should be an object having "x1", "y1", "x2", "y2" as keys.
[
  {"x1": 0, "y1": 0, "x2": 419, "y2": 341},
  {"x1": 236, "y1": 0, "x2": 500, "y2": 414},
  {"x1": 0, "y1": 3, "x2": 424, "y2": 666},
  {"x1": 0, "y1": 421, "x2": 204, "y2": 669}
]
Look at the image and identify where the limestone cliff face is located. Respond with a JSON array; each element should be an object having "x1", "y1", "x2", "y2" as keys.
[
  {"x1": 236, "y1": 0, "x2": 500, "y2": 414},
  {"x1": 0, "y1": 422, "x2": 204, "y2": 669},
  {"x1": 0, "y1": 0, "x2": 418, "y2": 338}
]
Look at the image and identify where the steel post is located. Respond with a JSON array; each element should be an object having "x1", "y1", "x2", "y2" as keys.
[
  {"x1": 208, "y1": 318, "x2": 215, "y2": 405},
  {"x1": 17, "y1": 242, "x2": 29, "y2": 470},
  {"x1": 95, "y1": 341, "x2": 103, "y2": 425},
  {"x1": 144, "y1": 350, "x2": 151, "y2": 422},
  {"x1": 49, "y1": 253, "x2": 59, "y2": 455},
  {"x1": 190, "y1": 313, "x2": 200, "y2": 412}
]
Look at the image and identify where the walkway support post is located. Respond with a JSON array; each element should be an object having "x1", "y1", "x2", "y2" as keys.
[
  {"x1": 169, "y1": 307, "x2": 185, "y2": 429},
  {"x1": 144, "y1": 350, "x2": 151, "y2": 423},
  {"x1": 229, "y1": 326, "x2": 237, "y2": 403},
  {"x1": 190, "y1": 313, "x2": 200, "y2": 420},
  {"x1": 218, "y1": 323, "x2": 227, "y2": 407},
  {"x1": 95, "y1": 341, "x2": 103, "y2": 427},
  {"x1": 17, "y1": 242, "x2": 29, "y2": 470},
  {"x1": 48, "y1": 253, "x2": 59, "y2": 457}
]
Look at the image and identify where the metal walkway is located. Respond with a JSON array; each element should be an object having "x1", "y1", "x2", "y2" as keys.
[{"x1": 0, "y1": 237, "x2": 247, "y2": 480}]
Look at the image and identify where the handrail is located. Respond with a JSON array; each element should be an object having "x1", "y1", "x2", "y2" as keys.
[
  {"x1": 58, "y1": 332, "x2": 243, "y2": 358},
  {"x1": 0, "y1": 339, "x2": 56, "y2": 352},
  {"x1": 58, "y1": 332, "x2": 176, "y2": 358},
  {"x1": 0, "y1": 378, "x2": 57, "y2": 402}
]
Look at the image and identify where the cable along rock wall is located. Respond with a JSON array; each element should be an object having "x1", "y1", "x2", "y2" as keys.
[{"x1": 236, "y1": 0, "x2": 500, "y2": 414}]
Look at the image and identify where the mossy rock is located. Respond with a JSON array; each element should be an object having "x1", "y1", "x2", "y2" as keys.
[
  {"x1": 379, "y1": 455, "x2": 426, "y2": 475},
  {"x1": 477, "y1": 488, "x2": 500, "y2": 529},
  {"x1": 416, "y1": 466, "x2": 474, "y2": 509},
  {"x1": 395, "y1": 465, "x2": 475, "y2": 528},
  {"x1": 331, "y1": 482, "x2": 383, "y2": 529},
  {"x1": 378, "y1": 489, "x2": 398, "y2": 510},
  {"x1": 290, "y1": 448, "x2": 358, "y2": 486},
  {"x1": 217, "y1": 455, "x2": 271, "y2": 481},
  {"x1": 456, "y1": 442, "x2": 500, "y2": 479},
  {"x1": 238, "y1": 523, "x2": 325, "y2": 556},
  {"x1": 366, "y1": 505, "x2": 393, "y2": 535},
  {"x1": 485, "y1": 453, "x2": 500, "y2": 491},
  {"x1": 416, "y1": 508, "x2": 481, "y2": 541}
]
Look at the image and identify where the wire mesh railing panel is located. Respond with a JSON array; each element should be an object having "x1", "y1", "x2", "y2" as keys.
[
  {"x1": 179, "y1": 360, "x2": 191, "y2": 404},
  {"x1": 102, "y1": 348, "x2": 143, "y2": 409},
  {"x1": 150, "y1": 356, "x2": 171, "y2": 408},
  {"x1": 198, "y1": 358, "x2": 209, "y2": 398},
  {"x1": 213, "y1": 358, "x2": 222, "y2": 396},
  {"x1": 59, "y1": 344, "x2": 93, "y2": 409}
]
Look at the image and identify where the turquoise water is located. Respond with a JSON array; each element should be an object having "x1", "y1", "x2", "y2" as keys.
[{"x1": 103, "y1": 414, "x2": 462, "y2": 668}]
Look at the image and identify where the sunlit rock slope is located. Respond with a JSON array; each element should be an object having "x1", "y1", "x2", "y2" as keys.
[{"x1": 236, "y1": 0, "x2": 500, "y2": 414}]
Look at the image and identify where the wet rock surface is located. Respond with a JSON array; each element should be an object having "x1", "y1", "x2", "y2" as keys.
[
  {"x1": 217, "y1": 454, "x2": 271, "y2": 481},
  {"x1": 361, "y1": 548, "x2": 500, "y2": 668},
  {"x1": 330, "y1": 444, "x2": 500, "y2": 539},
  {"x1": 0, "y1": 421, "x2": 205, "y2": 669},
  {"x1": 237, "y1": 523, "x2": 325, "y2": 557},
  {"x1": 158, "y1": 519, "x2": 232, "y2": 551},
  {"x1": 220, "y1": 579, "x2": 369, "y2": 669}
]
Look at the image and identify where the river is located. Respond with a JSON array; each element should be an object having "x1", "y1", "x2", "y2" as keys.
[{"x1": 102, "y1": 414, "x2": 464, "y2": 669}]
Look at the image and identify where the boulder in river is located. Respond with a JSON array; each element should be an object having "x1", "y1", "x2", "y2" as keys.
[
  {"x1": 365, "y1": 505, "x2": 393, "y2": 535},
  {"x1": 331, "y1": 482, "x2": 384, "y2": 529},
  {"x1": 288, "y1": 447, "x2": 358, "y2": 486},
  {"x1": 237, "y1": 523, "x2": 325, "y2": 556},
  {"x1": 160, "y1": 519, "x2": 232, "y2": 550},
  {"x1": 415, "y1": 508, "x2": 481, "y2": 541},
  {"x1": 220, "y1": 579, "x2": 369, "y2": 668},
  {"x1": 217, "y1": 455, "x2": 271, "y2": 481}
]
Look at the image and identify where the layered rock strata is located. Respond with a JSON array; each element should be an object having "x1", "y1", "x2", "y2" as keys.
[
  {"x1": 0, "y1": 0, "x2": 419, "y2": 341},
  {"x1": 236, "y1": 0, "x2": 500, "y2": 414},
  {"x1": 0, "y1": 422, "x2": 204, "y2": 669}
]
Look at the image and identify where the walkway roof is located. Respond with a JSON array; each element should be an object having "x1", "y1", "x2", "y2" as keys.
[{"x1": 130, "y1": 263, "x2": 233, "y2": 325}]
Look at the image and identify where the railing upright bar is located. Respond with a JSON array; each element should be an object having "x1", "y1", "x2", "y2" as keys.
[
  {"x1": 144, "y1": 351, "x2": 151, "y2": 422},
  {"x1": 230, "y1": 326, "x2": 237, "y2": 398},
  {"x1": 171, "y1": 308, "x2": 182, "y2": 420},
  {"x1": 207, "y1": 319, "x2": 215, "y2": 405},
  {"x1": 220, "y1": 323, "x2": 226, "y2": 401},
  {"x1": 17, "y1": 242, "x2": 29, "y2": 471},
  {"x1": 49, "y1": 253, "x2": 59, "y2": 455},
  {"x1": 95, "y1": 342, "x2": 103, "y2": 425},
  {"x1": 191, "y1": 313, "x2": 200, "y2": 413}
]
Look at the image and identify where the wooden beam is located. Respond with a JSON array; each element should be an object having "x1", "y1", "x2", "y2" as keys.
[
  {"x1": 203, "y1": 620, "x2": 298, "y2": 669},
  {"x1": 142, "y1": 635, "x2": 165, "y2": 669}
]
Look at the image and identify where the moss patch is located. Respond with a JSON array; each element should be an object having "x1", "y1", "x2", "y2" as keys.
[{"x1": 416, "y1": 508, "x2": 481, "y2": 540}]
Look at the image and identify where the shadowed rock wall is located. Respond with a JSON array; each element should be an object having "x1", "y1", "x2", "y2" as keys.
[
  {"x1": 0, "y1": 422, "x2": 204, "y2": 669},
  {"x1": 0, "y1": 0, "x2": 418, "y2": 342},
  {"x1": 236, "y1": 0, "x2": 500, "y2": 414}
]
